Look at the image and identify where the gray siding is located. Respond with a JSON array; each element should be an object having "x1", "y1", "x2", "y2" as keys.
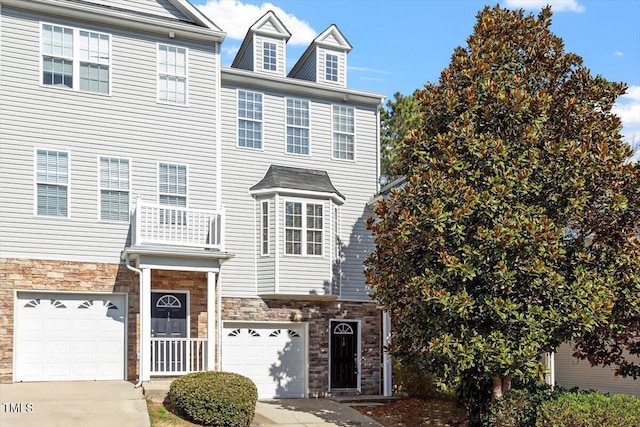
[
  {"x1": 555, "y1": 343, "x2": 639, "y2": 396},
  {"x1": 220, "y1": 77, "x2": 378, "y2": 301},
  {"x1": 83, "y1": 0, "x2": 191, "y2": 21},
  {"x1": 290, "y1": 49, "x2": 317, "y2": 82},
  {"x1": 236, "y1": 43, "x2": 254, "y2": 71},
  {"x1": 0, "y1": 7, "x2": 219, "y2": 264}
]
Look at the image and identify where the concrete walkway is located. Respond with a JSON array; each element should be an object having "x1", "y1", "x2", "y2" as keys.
[
  {"x1": 253, "y1": 399, "x2": 383, "y2": 427},
  {"x1": 0, "y1": 381, "x2": 150, "y2": 427}
]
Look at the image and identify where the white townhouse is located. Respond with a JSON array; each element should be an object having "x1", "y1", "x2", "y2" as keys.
[{"x1": 0, "y1": 1, "x2": 387, "y2": 399}]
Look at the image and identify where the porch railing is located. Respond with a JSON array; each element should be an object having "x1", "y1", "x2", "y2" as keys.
[
  {"x1": 131, "y1": 198, "x2": 224, "y2": 250},
  {"x1": 150, "y1": 338, "x2": 208, "y2": 375}
]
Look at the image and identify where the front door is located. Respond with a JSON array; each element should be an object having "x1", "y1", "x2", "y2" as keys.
[
  {"x1": 330, "y1": 320, "x2": 359, "y2": 389},
  {"x1": 151, "y1": 292, "x2": 187, "y2": 373}
]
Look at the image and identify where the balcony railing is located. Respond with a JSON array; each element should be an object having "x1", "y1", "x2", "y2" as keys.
[
  {"x1": 150, "y1": 338, "x2": 208, "y2": 375},
  {"x1": 131, "y1": 199, "x2": 224, "y2": 250}
]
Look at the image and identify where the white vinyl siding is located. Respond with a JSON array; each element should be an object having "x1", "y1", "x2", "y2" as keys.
[
  {"x1": 158, "y1": 44, "x2": 187, "y2": 105},
  {"x1": 238, "y1": 90, "x2": 263, "y2": 149},
  {"x1": 263, "y1": 41, "x2": 277, "y2": 71},
  {"x1": 332, "y1": 105, "x2": 355, "y2": 160},
  {"x1": 325, "y1": 53, "x2": 338, "y2": 82},
  {"x1": 99, "y1": 157, "x2": 129, "y2": 222},
  {"x1": 286, "y1": 98, "x2": 310, "y2": 155},
  {"x1": 285, "y1": 201, "x2": 323, "y2": 256},
  {"x1": 41, "y1": 23, "x2": 110, "y2": 94},
  {"x1": 36, "y1": 149, "x2": 68, "y2": 217}
]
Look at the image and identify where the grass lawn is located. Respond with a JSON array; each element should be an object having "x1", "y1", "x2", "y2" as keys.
[{"x1": 146, "y1": 399, "x2": 201, "y2": 427}]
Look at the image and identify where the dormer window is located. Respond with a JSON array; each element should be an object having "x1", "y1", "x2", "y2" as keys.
[
  {"x1": 325, "y1": 54, "x2": 338, "y2": 82},
  {"x1": 263, "y1": 42, "x2": 277, "y2": 71}
]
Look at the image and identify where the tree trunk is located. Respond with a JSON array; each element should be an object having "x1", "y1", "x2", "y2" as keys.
[
  {"x1": 502, "y1": 374, "x2": 512, "y2": 394},
  {"x1": 491, "y1": 377, "x2": 503, "y2": 402}
]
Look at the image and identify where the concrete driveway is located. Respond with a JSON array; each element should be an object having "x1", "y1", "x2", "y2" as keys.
[
  {"x1": 253, "y1": 399, "x2": 383, "y2": 427},
  {"x1": 0, "y1": 381, "x2": 149, "y2": 427}
]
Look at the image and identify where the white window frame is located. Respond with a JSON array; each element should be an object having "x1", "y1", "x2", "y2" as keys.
[
  {"x1": 157, "y1": 43, "x2": 188, "y2": 106},
  {"x1": 285, "y1": 98, "x2": 311, "y2": 156},
  {"x1": 34, "y1": 148, "x2": 70, "y2": 218},
  {"x1": 325, "y1": 53, "x2": 338, "y2": 82},
  {"x1": 237, "y1": 89, "x2": 263, "y2": 149},
  {"x1": 263, "y1": 41, "x2": 277, "y2": 72},
  {"x1": 332, "y1": 105, "x2": 355, "y2": 161},
  {"x1": 284, "y1": 199, "x2": 324, "y2": 257},
  {"x1": 261, "y1": 200, "x2": 269, "y2": 256},
  {"x1": 40, "y1": 22, "x2": 112, "y2": 95},
  {"x1": 98, "y1": 156, "x2": 131, "y2": 222}
]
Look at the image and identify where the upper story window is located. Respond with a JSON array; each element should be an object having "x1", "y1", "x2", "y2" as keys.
[
  {"x1": 158, "y1": 163, "x2": 187, "y2": 207},
  {"x1": 99, "y1": 157, "x2": 129, "y2": 221},
  {"x1": 263, "y1": 41, "x2": 277, "y2": 71},
  {"x1": 261, "y1": 201, "x2": 269, "y2": 255},
  {"x1": 41, "y1": 24, "x2": 110, "y2": 94},
  {"x1": 325, "y1": 53, "x2": 338, "y2": 82},
  {"x1": 238, "y1": 90, "x2": 263, "y2": 149},
  {"x1": 158, "y1": 44, "x2": 187, "y2": 105},
  {"x1": 285, "y1": 201, "x2": 323, "y2": 256},
  {"x1": 286, "y1": 98, "x2": 310, "y2": 155},
  {"x1": 36, "y1": 149, "x2": 68, "y2": 217},
  {"x1": 332, "y1": 105, "x2": 355, "y2": 160}
]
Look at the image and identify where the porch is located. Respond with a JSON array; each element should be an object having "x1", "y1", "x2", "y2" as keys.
[{"x1": 123, "y1": 199, "x2": 231, "y2": 383}]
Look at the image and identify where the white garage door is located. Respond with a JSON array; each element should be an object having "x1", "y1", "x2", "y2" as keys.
[
  {"x1": 222, "y1": 322, "x2": 306, "y2": 398},
  {"x1": 15, "y1": 292, "x2": 126, "y2": 382}
]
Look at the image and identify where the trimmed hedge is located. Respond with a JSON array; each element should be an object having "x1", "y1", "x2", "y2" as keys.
[
  {"x1": 537, "y1": 391, "x2": 640, "y2": 427},
  {"x1": 167, "y1": 371, "x2": 257, "y2": 427}
]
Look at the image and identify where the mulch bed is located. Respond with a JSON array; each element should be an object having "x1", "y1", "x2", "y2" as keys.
[{"x1": 353, "y1": 397, "x2": 469, "y2": 427}]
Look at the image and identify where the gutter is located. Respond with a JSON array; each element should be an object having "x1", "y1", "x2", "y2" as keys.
[{"x1": 124, "y1": 254, "x2": 144, "y2": 388}]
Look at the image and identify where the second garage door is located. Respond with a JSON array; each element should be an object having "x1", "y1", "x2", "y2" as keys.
[
  {"x1": 221, "y1": 322, "x2": 306, "y2": 398},
  {"x1": 14, "y1": 292, "x2": 127, "y2": 382}
]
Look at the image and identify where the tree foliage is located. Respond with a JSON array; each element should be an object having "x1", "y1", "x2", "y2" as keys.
[
  {"x1": 365, "y1": 5, "x2": 640, "y2": 419},
  {"x1": 380, "y1": 92, "x2": 421, "y2": 183}
]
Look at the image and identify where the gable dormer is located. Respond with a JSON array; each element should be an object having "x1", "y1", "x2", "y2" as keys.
[
  {"x1": 231, "y1": 11, "x2": 291, "y2": 76},
  {"x1": 288, "y1": 24, "x2": 352, "y2": 87}
]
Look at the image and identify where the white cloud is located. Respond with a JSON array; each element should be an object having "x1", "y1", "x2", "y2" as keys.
[
  {"x1": 197, "y1": 0, "x2": 316, "y2": 45},
  {"x1": 222, "y1": 44, "x2": 240, "y2": 57},
  {"x1": 348, "y1": 66, "x2": 390, "y2": 75},
  {"x1": 502, "y1": 0, "x2": 585, "y2": 13},
  {"x1": 613, "y1": 85, "x2": 640, "y2": 161},
  {"x1": 615, "y1": 51, "x2": 624, "y2": 57}
]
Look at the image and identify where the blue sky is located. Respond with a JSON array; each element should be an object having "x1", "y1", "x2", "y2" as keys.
[{"x1": 194, "y1": 0, "x2": 640, "y2": 151}]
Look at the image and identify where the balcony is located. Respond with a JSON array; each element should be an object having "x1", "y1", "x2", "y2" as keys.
[{"x1": 130, "y1": 199, "x2": 224, "y2": 250}]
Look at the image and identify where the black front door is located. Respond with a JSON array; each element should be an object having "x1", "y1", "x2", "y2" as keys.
[
  {"x1": 330, "y1": 320, "x2": 358, "y2": 389},
  {"x1": 151, "y1": 292, "x2": 187, "y2": 373}
]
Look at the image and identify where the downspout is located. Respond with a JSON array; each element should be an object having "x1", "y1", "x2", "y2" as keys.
[{"x1": 124, "y1": 253, "x2": 144, "y2": 388}]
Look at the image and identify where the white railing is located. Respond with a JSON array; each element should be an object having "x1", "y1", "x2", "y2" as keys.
[
  {"x1": 150, "y1": 338, "x2": 208, "y2": 375},
  {"x1": 131, "y1": 198, "x2": 224, "y2": 250}
]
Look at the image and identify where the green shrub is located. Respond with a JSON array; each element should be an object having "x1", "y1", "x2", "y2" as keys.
[
  {"x1": 485, "y1": 385, "x2": 557, "y2": 427},
  {"x1": 537, "y1": 391, "x2": 640, "y2": 427},
  {"x1": 392, "y1": 358, "x2": 439, "y2": 398},
  {"x1": 167, "y1": 371, "x2": 257, "y2": 427}
]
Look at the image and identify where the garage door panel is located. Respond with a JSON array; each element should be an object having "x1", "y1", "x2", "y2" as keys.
[
  {"x1": 16, "y1": 292, "x2": 126, "y2": 382},
  {"x1": 222, "y1": 323, "x2": 306, "y2": 399}
]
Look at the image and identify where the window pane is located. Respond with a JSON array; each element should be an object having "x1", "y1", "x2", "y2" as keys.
[
  {"x1": 37, "y1": 183, "x2": 67, "y2": 217},
  {"x1": 263, "y1": 42, "x2": 277, "y2": 71},
  {"x1": 101, "y1": 190, "x2": 129, "y2": 221},
  {"x1": 326, "y1": 53, "x2": 338, "y2": 82}
]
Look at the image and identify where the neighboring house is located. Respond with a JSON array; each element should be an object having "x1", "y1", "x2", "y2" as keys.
[{"x1": 0, "y1": 0, "x2": 386, "y2": 399}]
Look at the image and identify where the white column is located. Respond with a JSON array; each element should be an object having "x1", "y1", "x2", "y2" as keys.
[
  {"x1": 382, "y1": 311, "x2": 392, "y2": 396},
  {"x1": 206, "y1": 271, "x2": 216, "y2": 371},
  {"x1": 140, "y1": 268, "x2": 151, "y2": 381}
]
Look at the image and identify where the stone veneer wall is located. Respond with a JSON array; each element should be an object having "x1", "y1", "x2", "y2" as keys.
[
  {"x1": 0, "y1": 259, "x2": 212, "y2": 383},
  {"x1": 222, "y1": 297, "x2": 382, "y2": 396}
]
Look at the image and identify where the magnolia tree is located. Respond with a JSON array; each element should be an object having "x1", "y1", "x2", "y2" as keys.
[{"x1": 365, "y1": 5, "x2": 640, "y2": 418}]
